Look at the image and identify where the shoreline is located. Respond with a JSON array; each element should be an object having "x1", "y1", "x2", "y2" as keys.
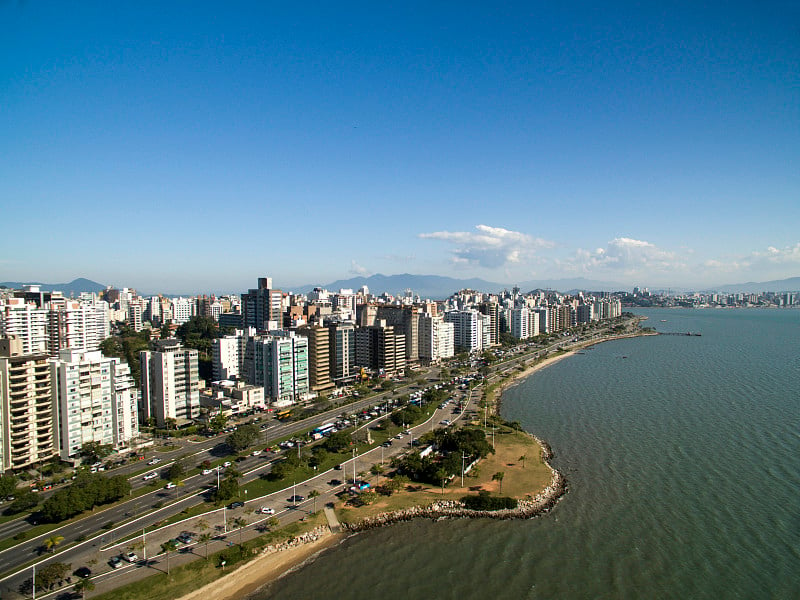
[{"x1": 177, "y1": 327, "x2": 649, "y2": 599}]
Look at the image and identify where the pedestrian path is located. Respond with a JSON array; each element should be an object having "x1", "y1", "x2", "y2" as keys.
[{"x1": 323, "y1": 506, "x2": 341, "y2": 533}]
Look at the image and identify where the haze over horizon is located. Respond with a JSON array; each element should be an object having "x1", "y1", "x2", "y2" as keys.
[{"x1": 2, "y1": 2, "x2": 798, "y2": 294}]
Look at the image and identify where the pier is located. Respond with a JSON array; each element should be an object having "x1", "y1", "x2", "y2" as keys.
[{"x1": 658, "y1": 332, "x2": 702, "y2": 336}]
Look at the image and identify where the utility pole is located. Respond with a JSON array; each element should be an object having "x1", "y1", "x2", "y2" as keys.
[
  {"x1": 32, "y1": 565, "x2": 35, "y2": 600},
  {"x1": 461, "y1": 452, "x2": 467, "y2": 487},
  {"x1": 142, "y1": 527, "x2": 147, "y2": 561}
]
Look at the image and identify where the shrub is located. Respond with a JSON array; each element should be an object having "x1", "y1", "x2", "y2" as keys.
[{"x1": 460, "y1": 495, "x2": 518, "y2": 511}]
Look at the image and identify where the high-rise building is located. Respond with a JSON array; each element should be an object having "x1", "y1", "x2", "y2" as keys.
[
  {"x1": 444, "y1": 309, "x2": 483, "y2": 352},
  {"x1": 510, "y1": 307, "x2": 530, "y2": 340},
  {"x1": 110, "y1": 358, "x2": 139, "y2": 449},
  {"x1": 326, "y1": 321, "x2": 356, "y2": 384},
  {"x1": 212, "y1": 334, "x2": 242, "y2": 380},
  {"x1": 51, "y1": 349, "x2": 115, "y2": 460},
  {"x1": 478, "y1": 302, "x2": 500, "y2": 345},
  {"x1": 249, "y1": 333, "x2": 309, "y2": 405},
  {"x1": 376, "y1": 306, "x2": 420, "y2": 366},
  {"x1": 355, "y1": 322, "x2": 406, "y2": 375},
  {"x1": 418, "y1": 313, "x2": 454, "y2": 362},
  {"x1": 297, "y1": 325, "x2": 333, "y2": 392},
  {"x1": 0, "y1": 336, "x2": 57, "y2": 473},
  {"x1": 139, "y1": 340, "x2": 200, "y2": 426},
  {"x1": 241, "y1": 277, "x2": 283, "y2": 331},
  {"x1": 0, "y1": 298, "x2": 49, "y2": 354}
]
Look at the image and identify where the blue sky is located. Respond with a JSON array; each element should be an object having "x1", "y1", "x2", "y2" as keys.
[{"x1": 1, "y1": 1, "x2": 798, "y2": 293}]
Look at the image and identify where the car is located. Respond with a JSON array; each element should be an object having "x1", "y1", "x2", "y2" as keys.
[
  {"x1": 222, "y1": 461, "x2": 232, "y2": 468},
  {"x1": 440, "y1": 419, "x2": 451, "y2": 426},
  {"x1": 333, "y1": 464, "x2": 342, "y2": 470},
  {"x1": 123, "y1": 552, "x2": 138, "y2": 563},
  {"x1": 328, "y1": 479, "x2": 342, "y2": 486},
  {"x1": 177, "y1": 532, "x2": 194, "y2": 544},
  {"x1": 147, "y1": 458, "x2": 161, "y2": 465},
  {"x1": 165, "y1": 482, "x2": 176, "y2": 489},
  {"x1": 75, "y1": 567, "x2": 92, "y2": 578},
  {"x1": 257, "y1": 506, "x2": 275, "y2": 515},
  {"x1": 395, "y1": 434, "x2": 403, "y2": 439},
  {"x1": 142, "y1": 472, "x2": 157, "y2": 481},
  {"x1": 251, "y1": 450, "x2": 262, "y2": 456},
  {"x1": 288, "y1": 495, "x2": 305, "y2": 502},
  {"x1": 228, "y1": 501, "x2": 244, "y2": 509},
  {"x1": 202, "y1": 468, "x2": 213, "y2": 475}
]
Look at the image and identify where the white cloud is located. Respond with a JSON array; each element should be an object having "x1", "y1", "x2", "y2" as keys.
[
  {"x1": 562, "y1": 237, "x2": 680, "y2": 275},
  {"x1": 348, "y1": 260, "x2": 370, "y2": 276},
  {"x1": 703, "y1": 242, "x2": 800, "y2": 274},
  {"x1": 419, "y1": 225, "x2": 554, "y2": 269}
]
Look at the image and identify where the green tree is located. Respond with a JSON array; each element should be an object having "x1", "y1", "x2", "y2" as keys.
[
  {"x1": 233, "y1": 517, "x2": 247, "y2": 545},
  {"x1": 0, "y1": 473, "x2": 18, "y2": 498},
  {"x1": 167, "y1": 460, "x2": 186, "y2": 481},
  {"x1": 44, "y1": 534, "x2": 64, "y2": 554},
  {"x1": 198, "y1": 532, "x2": 213, "y2": 559},
  {"x1": 74, "y1": 576, "x2": 95, "y2": 599},
  {"x1": 6, "y1": 488, "x2": 38, "y2": 514},
  {"x1": 492, "y1": 471, "x2": 505, "y2": 494},
  {"x1": 160, "y1": 539, "x2": 179, "y2": 575},
  {"x1": 226, "y1": 424, "x2": 259, "y2": 452},
  {"x1": 309, "y1": 489, "x2": 320, "y2": 514}
]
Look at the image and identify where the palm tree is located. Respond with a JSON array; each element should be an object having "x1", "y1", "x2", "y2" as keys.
[
  {"x1": 233, "y1": 517, "x2": 247, "y2": 545},
  {"x1": 198, "y1": 532, "x2": 213, "y2": 560},
  {"x1": 74, "y1": 576, "x2": 95, "y2": 599},
  {"x1": 309, "y1": 490, "x2": 320, "y2": 514},
  {"x1": 518, "y1": 454, "x2": 527, "y2": 469},
  {"x1": 44, "y1": 534, "x2": 64, "y2": 554},
  {"x1": 492, "y1": 471, "x2": 505, "y2": 494},
  {"x1": 160, "y1": 540, "x2": 179, "y2": 575},
  {"x1": 437, "y1": 468, "x2": 447, "y2": 495}
]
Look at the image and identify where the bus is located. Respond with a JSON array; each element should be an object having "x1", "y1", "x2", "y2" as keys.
[
  {"x1": 276, "y1": 409, "x2": 292, "y2": 421},
  {"x1": 311, "y1": 422, "x2": 337, "y2": 438}
]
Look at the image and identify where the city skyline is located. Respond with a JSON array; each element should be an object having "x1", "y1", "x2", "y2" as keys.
[{"x1": 2, "y1": 2, "x2": 798, "y2": 293}]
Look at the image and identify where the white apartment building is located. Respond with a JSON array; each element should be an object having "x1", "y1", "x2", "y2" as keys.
[
  {"x1": 0, "y1": 298, "x2": 49, "y2": 354},
  {"x1": 418, "y1": 313, "x2": 455, "y2": 362},
  {"x1": 510, "y1": 307, "x2": 530, "y2": 340},
  {"x1": 212, "y1": 334, "x2": 242, "y2": 380},
  {"x1": 250, "y1": 333, "x2": 309, "y2": 406},
  {"x1": 140, "y1": 340, "x2": 200, "y2": 426},
  {"x1": 171, "y1": 298, "x2": 194, "y2": 324},
  {"x1": 110, "y1": 358, "x2": 139, "y2": 449},
  {"x1": 444, "y1": 309, "x2": 483, "y2": 352},
  {"x1": 52, "y1": 349, "x2": 114, "y2": 460}
]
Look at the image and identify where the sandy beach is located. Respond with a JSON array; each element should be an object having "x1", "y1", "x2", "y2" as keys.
[{"x1": 176, "y1": 529, "x2": 344, "y2": 600}]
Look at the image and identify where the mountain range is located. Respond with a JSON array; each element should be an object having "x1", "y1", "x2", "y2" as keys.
[
  {"x1": 1, "y1": 275, "x2": 798, "y2": 299},
  {"x1": 0, "y1": 278, "x2": 106, "y2": 295}
]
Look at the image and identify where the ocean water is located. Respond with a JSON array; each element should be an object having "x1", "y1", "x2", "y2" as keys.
[{"x1": 257, "y1": 308, "x2": 800, "y2": 599}]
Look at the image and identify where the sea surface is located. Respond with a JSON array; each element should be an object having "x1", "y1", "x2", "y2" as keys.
[{"x1": 256, "y1": 308, "x2": 800, "y2": 599}]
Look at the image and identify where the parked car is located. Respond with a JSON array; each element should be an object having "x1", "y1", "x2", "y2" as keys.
[
  {"x1": 177, "y1": 532, "x2": 194, "y2": 544},
  {"x1": 108, "y1": 556, "x2": 123, "y2": 569},
  {"x1": 228, "y1": 501, "x2": 244, "y2": 509},
  {"x1": 74, "y1": 567, "x2": 92, "y2": 578},
  {"x1": 257, "y1": 506, "x2": 275, "y2": 515},
  {"x1": 288, "y1": 495, "x2": 305, "y2": 502},
  {"x1": 123, "y1": 552, "x2": 138, "y2": 563}
]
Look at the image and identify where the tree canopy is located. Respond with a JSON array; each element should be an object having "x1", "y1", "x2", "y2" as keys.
[
  {"x1": 38, "y1": 472, "x2": 131, "y2": 523},
  {"x1": 226, "y1": 424, "x2": 259, "y2": 452}
]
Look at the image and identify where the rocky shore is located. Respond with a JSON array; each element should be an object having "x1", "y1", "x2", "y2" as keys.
[{"x1": 342, "y1": 435, "x2": 567, "y2": 532}]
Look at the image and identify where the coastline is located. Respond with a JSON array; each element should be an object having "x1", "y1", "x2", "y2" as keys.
[
  {"x1": 176, "y1": 327, "x2": 650, "y2": 598},
  {"x1": 176, "y1": 527, "x2": 344, "y2": 600}
]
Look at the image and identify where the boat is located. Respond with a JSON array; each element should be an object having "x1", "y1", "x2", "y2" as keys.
[{"x1": 660, "y1": 319, "x2": 667, "y2": 322}]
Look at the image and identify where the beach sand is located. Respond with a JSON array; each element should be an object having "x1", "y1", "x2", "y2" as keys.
[{"x1": 176, "y1": 529, "x2": 343, "y2": 600}]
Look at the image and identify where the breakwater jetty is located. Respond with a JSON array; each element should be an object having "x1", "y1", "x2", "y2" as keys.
[{"x1": 659, "y1": 332, "x2": 702, "y2": 336}]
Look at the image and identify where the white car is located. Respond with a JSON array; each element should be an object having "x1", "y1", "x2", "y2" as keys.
[
  {"x1": 142, "y1": 472, "x2": 157, "y2": 481},
  {"x1": 147, "y1": 458, "x2": 161, "y2": 465},
  {"x1": 222, "y1": 461, "x2": 232, "y2": 468},
  {"x1": 257, "y1": 506, "x2": 275, "y2": 515},
  {"x1": 202, "y1": 469, "x2": 213, "y2": 475},
  {"x1": 251, "y1": 450, "x2": 262, "y2": 456},
  {"x1": 165, "y1": 482, "x2": 176, "y2": 489},
  {"x1": 123, "y1": 552, "x2": 138, "y2": 563}
]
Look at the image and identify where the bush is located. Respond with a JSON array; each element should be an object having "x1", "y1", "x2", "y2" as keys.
[{"x1": 460, "y1": 494, "x2": 518, "y2": 511}]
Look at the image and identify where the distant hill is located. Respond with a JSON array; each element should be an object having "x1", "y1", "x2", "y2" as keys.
[
  {"x1": 702, "y1": 276, "x2": 800, "y2": 294},
  {"x1": 296, "y1": 273, "x2": 630, "y2": 299},
  {"x1": 0, "y1": 278, "x2": 106, "y2": 295}
]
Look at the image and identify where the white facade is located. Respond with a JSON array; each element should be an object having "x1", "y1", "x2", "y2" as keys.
[
  {"x1": 110, "y1": 359, "x2": 139, "y2": 448},
  {"x1": 251, "y1": 333, "x2": 309, "y2": 406},
  {"x1": 140, "y1": 341, "x2": 200, "y2": 426},
  {"x1": 212, "y1": 334, "x2": 241, "y2": 380},
  {"x1": 0, "y1": 298, "x2": 49, "y2": 354},
  {"x1": 444, "y1": 309, "x2": 482, "y2": 352},
  {"x1": 171, "y1": 298, "x2": 194, "y2": 324},
  {"x1": 52, "y1": 349, "x2": 115, "y2": 460},
  {"x1": 510, "y1": 307, "x2": 530, "y2": 340}
]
